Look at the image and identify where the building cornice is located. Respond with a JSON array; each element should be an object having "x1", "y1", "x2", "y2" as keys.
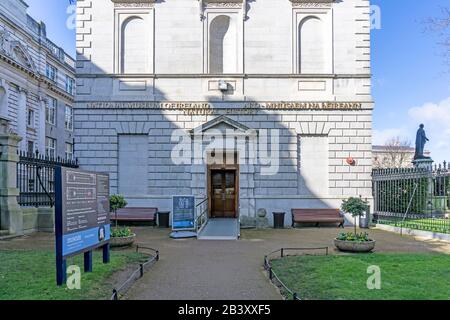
[
  {"x1": 0, "y1": 52, "x2": 74, "y2": 102},
  {"x1": 76, "y1": 73, "x2": 372, "y2": 79}
]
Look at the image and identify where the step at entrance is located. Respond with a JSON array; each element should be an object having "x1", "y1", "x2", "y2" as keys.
[
  {"x1": 197, "y1": 218, "x2": 239, "y2": 240},
  {"x1": 0, "y1": 230, "x2": 9, "y2": 237}
]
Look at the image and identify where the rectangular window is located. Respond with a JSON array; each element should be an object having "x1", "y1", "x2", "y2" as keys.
[
  {"x1": 27, "y1": 109, "x2": 34, "y2": 128},
  {"x1": 27, "y1": 141, "x2": 34, "y2": 155},
  {"x1": 45, "y1": 137, "x2": 56, "y2": 158},
  {"x1": 46, "y1": 64, "x2": 57, "y2": 82},
  {"x1": 65, "y1": 143, "x2": 73, "y2": 160},
  {"x1": 46, "y1": 96, "x2": 57, "y2": 125},
  {"x1": 65, "y1": 105, "x2": 73, "y2": 131},
  {"x1": 65, "y1": 75, "x2": 75, "y2": 95}
]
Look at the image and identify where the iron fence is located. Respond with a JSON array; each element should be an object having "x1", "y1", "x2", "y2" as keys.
[
  {"x1": 264, "y1": 247, "x2": 329, "y2": 300},
  {"x1": 111, "y1": 245, "x2": 159, "y2": 300},
  {"x1": 16, "y1": 151, "x2": 78, "y2": 207},
  {"x1": 372, "y1": 162, "x2": 450, "y2": 234}
]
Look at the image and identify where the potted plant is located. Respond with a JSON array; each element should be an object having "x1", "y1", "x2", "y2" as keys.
[
  {"x1": 334, "y1": 197, "x2": 375, "y2": 253},
  {"x1": 109, "y1": 195, "x2": 135, "y2": 247}
]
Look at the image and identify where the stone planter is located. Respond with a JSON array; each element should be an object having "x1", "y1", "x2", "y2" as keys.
[
  {"x1": 110, "y1": 234, "x2": 136, "y2": 248},
  {"x1": 334, "y1": 239, "x2": 376, "y2": 253}
]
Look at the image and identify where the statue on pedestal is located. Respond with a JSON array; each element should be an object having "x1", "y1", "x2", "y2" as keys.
[{"x1": 414, "y1": 124, "x2": 430, "y2": 160}]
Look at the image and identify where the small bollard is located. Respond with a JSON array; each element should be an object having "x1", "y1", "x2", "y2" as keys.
[
  {"x1": 140, "y1": 264, "x2": 144, "y2": 278},
  {"x1": 112, "y1": 289, "x2": 118, "y2": 300}
]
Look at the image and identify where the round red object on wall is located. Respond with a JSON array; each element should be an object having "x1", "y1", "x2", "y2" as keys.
[{"x1": 346, "y1": 157, "x2": 356, "y2": 166}]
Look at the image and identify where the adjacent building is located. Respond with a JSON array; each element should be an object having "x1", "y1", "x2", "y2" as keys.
[
  {"x1": 76, "y1": 0, "x2": 374, "y2": 226},
  {"x1": 0, "y1": 0, "x2": 75, "y2": 159},
  {"x1": 373, "y1": 145, "x2": 431, "y2": 168}
]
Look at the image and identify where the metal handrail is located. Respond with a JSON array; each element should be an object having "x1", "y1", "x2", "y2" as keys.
[{"x1": 195, "y1": 197, "x2": 209, "y2": 233}]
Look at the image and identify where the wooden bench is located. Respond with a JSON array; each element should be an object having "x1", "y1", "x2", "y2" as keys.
[
  {"x1": 291, "y1": 209, "x2": 344, "y2": 228},
  {"x1": 110, "y1": 207, "x2": 158, "y2": 226}
]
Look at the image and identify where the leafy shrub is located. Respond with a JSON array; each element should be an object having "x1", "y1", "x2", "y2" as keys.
[
  {"x1": 111, "y1": 227, "x2": 134, "y2": 238},
  {"x1": 109, "y1": 195, "x2": 127, "y2": 212},
  {"x1": 342, "y1": 197, "x2": 369, "y2": 234},
  {"x1": 337, "y1": 232, "x2": 372, "y2": 242}
]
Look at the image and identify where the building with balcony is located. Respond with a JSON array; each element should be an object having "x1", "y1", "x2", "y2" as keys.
[
  {"x1": 0, "y1": 0, "x2": 75, "y2": 159},
  {"x1": 76, "y1": 0, "x2": 374, "y2": 228}
]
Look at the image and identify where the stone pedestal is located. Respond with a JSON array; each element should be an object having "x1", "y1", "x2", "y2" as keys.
[
  {"x1": 412, "y1": 158, "x2": 434, "y2": 170},
  {"x1": 0, "y1": 118, "x2": 23, "y2": 235}
]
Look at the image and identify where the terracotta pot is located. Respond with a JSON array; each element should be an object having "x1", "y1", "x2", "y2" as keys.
[
  {"x1": 110, "y1": 234, "x2": 136, "y2": 248},
  {"x1": 334, "y1": 239, "x2": 376, "y2": 253}
]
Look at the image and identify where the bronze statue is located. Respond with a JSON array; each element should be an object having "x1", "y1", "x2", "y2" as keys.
[{"x1": 414, "y1": 124, "x2": 430, "y2": 160}]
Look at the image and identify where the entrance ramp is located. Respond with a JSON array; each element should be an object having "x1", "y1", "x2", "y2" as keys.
[{"x1": 197, "y1": 218, "x2": 239, "y2": 240}]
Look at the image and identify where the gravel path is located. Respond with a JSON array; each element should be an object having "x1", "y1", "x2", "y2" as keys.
[{"x1": 2, "y1": 227, "x2": 449, "y2": 300}]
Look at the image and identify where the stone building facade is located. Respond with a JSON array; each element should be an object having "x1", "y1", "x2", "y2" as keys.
[
  {"x1": 76, "y1": 0, "x2": 374, "y2": 226},
  {"x1": 0, "y1": 0, "x2": 75, "y2": 159}
]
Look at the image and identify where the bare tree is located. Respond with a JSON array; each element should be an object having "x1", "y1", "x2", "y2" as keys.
[
  {"x1": 374, "y1": 137, "x2": 413, "y2": 168},
  {"x1": 423, "y1": 7, "x2": 450, "y2": 66}
]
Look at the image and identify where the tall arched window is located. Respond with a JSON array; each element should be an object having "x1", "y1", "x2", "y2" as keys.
[
  {"x1": 299, "y1": 17, "x2": 326, "y2": 74},
  {"x1": 121, "y1": 16, "x2": 150, "y2": 74},
  {"x1": 209, "y1": 15, "x2": 236, "y2": 74}
]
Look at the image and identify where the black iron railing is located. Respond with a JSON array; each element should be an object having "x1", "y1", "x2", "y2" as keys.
[
  {"x1": 264, "y1": 247, "x2": 329, "y2": 300},
  {"x1": 111, "y1": 245, "x2": 159, "y2": 300},
  {"x1": 16, "y1": 151, "x2": 78, "y2": 207},
  {"x1": 372, "y1": 162, "x2": 450, "y2": 234}
]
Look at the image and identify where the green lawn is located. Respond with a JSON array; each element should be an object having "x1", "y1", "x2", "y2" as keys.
[
  {"x1": 0, "y1": 250, "x2": 146, "y2": 300},
  {"x1": 382, "y1": 218, "x2": 450, "y2": 234},
  {"x1": 271, "y1": 253, "x2": 450, "y2": 300}
]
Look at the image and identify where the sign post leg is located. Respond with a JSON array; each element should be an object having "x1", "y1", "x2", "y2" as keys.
[
  {"x1": 56, "y1": 258, "x2": 66, "y2": 286},
  {"x1": 84, "y1": 251, "x2": 93, "y2": 273},
  {"x1": 103, "y1": 243, "x2": 110, "y2": 264}
]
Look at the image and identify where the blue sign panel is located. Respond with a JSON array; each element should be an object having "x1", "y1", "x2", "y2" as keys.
[
  {"x1": 62, "y1": 225, "x2": 111, "y2": 257},
  {"x1": 55, "y1": 167, "x2": 111, "y2": 285},
  {"x1": 172, "y1": 196, "x2": 196, "y2": 231}
]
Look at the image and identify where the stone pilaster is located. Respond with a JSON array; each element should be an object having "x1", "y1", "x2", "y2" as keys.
[
  {"x1": 38, "y1": 96, "x2": 47, "y2": 154},
  {"x1": 0, "y1": 117, "x2": 23, "y2": 234}
]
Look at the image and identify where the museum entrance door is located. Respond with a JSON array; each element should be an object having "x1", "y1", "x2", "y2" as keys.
[{"x1": 210, "y1": 170, "x2": 238, "y2": 218}]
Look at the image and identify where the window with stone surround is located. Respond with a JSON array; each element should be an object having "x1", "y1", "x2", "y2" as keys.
[
  {"x1": 46, "y1": 63, "x2": 57, "y2": 82},
  {"x1": 113, "y1": 1, "x2": 154, "y2": 74},
  {"x1": 46, "y1": 95, "x2": 57, "y2": 125},
  {"x1": 291, "y1": 1, "x2": 333, "y2": 74},
  {"x1": 65, "y1": 142, "x2": 74, "y2": 160},
  {"x1": 203, "y1": 0, "x2": 244, "y2": 74},
  {"x1": 65, "y1": 105, "x2": 73, "y2": 131},
  {"x1": 27, "y1": 108, "x2": 34, "y2": 128},
  {"x1": 65, "y1": 75, "x2": 75, "y2": 95},
  {"x1": 46, "y1": 137, "x2": 56, "y2": 158}
]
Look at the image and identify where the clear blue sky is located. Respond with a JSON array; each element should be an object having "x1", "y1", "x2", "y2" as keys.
[{"x1": 25, "y1": 0, "x2": 450, "y2": 162}]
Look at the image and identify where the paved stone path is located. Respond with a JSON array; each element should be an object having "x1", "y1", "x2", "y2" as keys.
[{"x1": 1, "y1": 227, "x2": 449, "y2": 300}]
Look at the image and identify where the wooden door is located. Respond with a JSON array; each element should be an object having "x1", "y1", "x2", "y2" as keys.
[{"x1": 211, "y1": 170, "x2": 236, "y2": 218}]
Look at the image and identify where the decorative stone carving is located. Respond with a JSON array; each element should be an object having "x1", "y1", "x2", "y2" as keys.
[
  {"x1": 199, "y1": 0, "x2": 248, "y2": 20},
  {"x1": 290, "y1": 0, "x2": 334, "y2": 7},
  {"x1": 0, "y1": 30, "x2": 12, "y2": 55},
  {"x1": 110, "y1": 0, "x2": 156, "y2": 7}
]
